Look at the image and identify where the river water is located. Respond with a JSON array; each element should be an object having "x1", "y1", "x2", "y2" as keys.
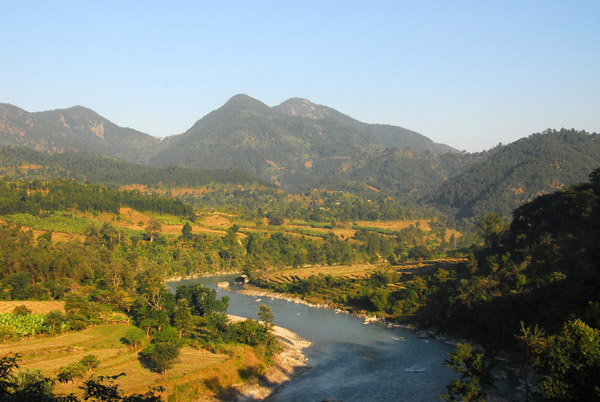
[{"x1": 168, "y1": 274, "x2": 457, "y2": 401}]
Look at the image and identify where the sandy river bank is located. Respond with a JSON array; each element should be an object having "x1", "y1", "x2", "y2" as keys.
[{"x1": 228, "y1": 315, "x2": 312, "y2": 401}]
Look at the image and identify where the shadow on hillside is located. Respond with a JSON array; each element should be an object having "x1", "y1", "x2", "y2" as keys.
[{"x1": 205, "y1": 364, "x2": 309, "y2": 401}]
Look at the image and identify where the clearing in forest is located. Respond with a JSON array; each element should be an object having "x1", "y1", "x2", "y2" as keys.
[{"x1": 0, "y1": 301, "x2": 65, "y2": 314}]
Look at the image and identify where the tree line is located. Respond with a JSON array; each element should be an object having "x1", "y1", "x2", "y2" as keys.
[{"x1": 0, "y1": 178, "x2": 193, "y2": 217}]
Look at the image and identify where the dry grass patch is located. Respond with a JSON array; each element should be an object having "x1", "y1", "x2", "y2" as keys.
[
  {"x1": 283, "y1": 224, "x2": 356, "y2": 238},
  {"x1": 0, "y1": 301, "x2": 65, "y2": 314},
  {"x1": 263, "y1": 264, "x2": 380, "y2": 281},
  {"x1": 355, "y1": 219, "x2": 433, "y2": 231},
  {"x1": 262, "y1": 259, "x2": 468, "y2": 283},
  {"x1": 32, "y1": 230, "x2": 85, "y2": 242},
  {"x1": 199, "y1": 213, "x2": 233, "y2": 228}
]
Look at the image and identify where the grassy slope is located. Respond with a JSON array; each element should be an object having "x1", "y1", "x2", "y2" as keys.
[{"x1": 0, "y1": 324, "x2": 264, "y2": 400}]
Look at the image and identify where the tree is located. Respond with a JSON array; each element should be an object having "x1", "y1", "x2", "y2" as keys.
[
  {"x1": 81, "y1": 354, "x2": 101, "y2": 373},
  {"x1": 43, "y1": 310, "x2": 66, "y2": 334},
  {"x1": 140, "y1": 342, "x2": 179, "y2": 375},
  {"x1": 65, "y1": 293, "x2": 94, "y2": 330},
  {"x1": 522, "y1": 319, "x2": 600, "y2": 401},
  {"x1": 172, "y1": 299, "x2": 194, "y2": 339},
  {"x1": 57, "y1": 362, "x2": 86, "y2": 384},
  {"x1": 441, "y1": 342, "x2": 492, "y2": 401},
  {"x1": 155, "y1": 327, "x2": 181, "y2": 347},
  {"x1": 17, "y1": 368, "x2": 55, "y2": 396},
  {"x1": 477, "y1": 212, "x2": 508, "y2": 248},
  {"x1": 268, "y1": 215, "x2": 284, "y2": 226},
  {"x1": 257, "y1": 304, "x2": 274, "y2": 332},
  {"x1": 175, "y1": 284, "x2": 229, "y2": 317},
  {"x1": 12, "y1": 305, "x2": 31, "y2": 316},
  {"x1": 145, "y1": 219, "x2": 162, "y2": 243},
  {"x1": 181, "y1": 222, "x2": 193, "y2": 240},
  {"x1": 122, "y1": 326, "x2": 146, "y2": 349},
  {"x1": 408, "y1": 245, "x2": 433, "y2": 261},
  {"x1": 6, "y1": 272, "x2": 32, "y2": 300},
  {"x1": 235, "y1": 319, "x2": 266, "y2": 346}
]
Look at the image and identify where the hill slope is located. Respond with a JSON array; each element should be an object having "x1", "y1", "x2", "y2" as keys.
[
  {"x1": 0, "y1": 145, "x2": 270, "y2": 188},
  {"x1": 150, "y1": 94, "x2": 455, "y2": 187},
  {"x1": 425, "y1": 129, "x2": 600, "y2": 219},
  {"x1": 0, "y1": 103, "x2": 161, "y2": 163}
]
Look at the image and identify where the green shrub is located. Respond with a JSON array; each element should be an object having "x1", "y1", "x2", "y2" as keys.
[
  {"x1": 80, "y1": 354, "x2": 100, "y2": 372},
  {"x1": 57, "y1": 363, "x2": 86, "y2": 384},
  {"x1": 12, "y1": 305, "x2": 31, "y2": 316}
]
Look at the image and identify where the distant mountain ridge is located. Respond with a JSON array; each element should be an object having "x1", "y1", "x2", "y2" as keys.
[
  {"x1": 0, "y1": 103, "x2": 161, "y2": 164},
  {"x1": 272, "y1": 97, "x2": 456, "y2": 152},
  {"x1": 150, "y1": 94, "x2": 456, "y2": 188},
  {"x1": 1, "y1": 97, "x2": 599, "y2": 221},
  {"x1": 0, "y1": 95, "x2": 454, "y2": 176}
]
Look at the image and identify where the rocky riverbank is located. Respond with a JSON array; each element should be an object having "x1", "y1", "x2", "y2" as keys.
[
  {"x1": 165, "y1": 271, "x2": 240, "y2": 283},
  {"x1": 227, "y1": 315, "x2": 312, "y2": 401}
]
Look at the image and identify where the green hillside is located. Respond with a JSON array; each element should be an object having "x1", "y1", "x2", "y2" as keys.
[
  {"x1": 0, "y1": 145, "x2": 271, "y2": 189},
  {"x1": 424, "y1": 129, "x2": 600, "y2": 219},
  {"x1": 150, "y1": 94, "x2": 455, "y2": 188}
]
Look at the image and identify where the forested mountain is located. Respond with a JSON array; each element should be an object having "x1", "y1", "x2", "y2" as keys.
[
  {"x1": 0, "y1": 145, "x2": 272, "y2": 188},
  {"x1": 150, "y1": 94, "x2": 455, "y2": 187},
  {"x1": 425, "y1": 129, "x2": 600, "y2": 219},
  {"x1": 272, "y1": 97, "x2": 456, "y2": 152},
  {"x1": 2, "y1": 99, "x2": 599, "y2": 223},
  {"x1": 0, "y1": 103, "x2": 160, "y2": 164},
  {"x1": 316, "y1": 147, "x2": 483, "y2": 199}
]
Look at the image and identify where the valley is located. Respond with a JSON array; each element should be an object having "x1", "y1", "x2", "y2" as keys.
[{"x1": 0, "y1": 97, "x2": 598, "y2": 401}]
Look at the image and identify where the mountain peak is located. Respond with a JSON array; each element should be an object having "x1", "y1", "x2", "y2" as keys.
[
  {"x1": 273, "y1": 97, "x2": 335, "y2": 120},
  {"x1": 223, "y1": 94, "x2": 269, "y2": 111}
]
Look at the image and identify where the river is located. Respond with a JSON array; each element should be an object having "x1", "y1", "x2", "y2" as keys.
[{"x1": 168, "y1": 274, "x2": 458, "y2": 401}]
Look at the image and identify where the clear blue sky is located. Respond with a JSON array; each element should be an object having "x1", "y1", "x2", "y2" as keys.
[{"x1": 1, "y1": 0, "x2": 599, "y2": 151}]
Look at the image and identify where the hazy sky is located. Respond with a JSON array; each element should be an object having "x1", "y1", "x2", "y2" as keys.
[{"x1": 1, "y1": 1, "x2": 598, "y2": 152}]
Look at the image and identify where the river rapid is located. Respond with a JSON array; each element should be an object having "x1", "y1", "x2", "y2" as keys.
[{"x1": 168, "y1": 274, "x2": 457, "y2": 402}]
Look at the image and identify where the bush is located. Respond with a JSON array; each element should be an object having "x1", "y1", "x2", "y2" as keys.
[
  {"x1": 0, "y1": 325, "x2": 17, "y2": 342},
  {"x1": 57, "y1": 363, "x2": 86, "y2": 384},
  {"x1": 12, "y1": 305, "x2": 31, "y2": 316},
  {"x1": 17, "y1": 368, "x2": 55, "y2": 395},
  {"x1": 81, "y1": 354, "x2": 100, "y2": 372}
]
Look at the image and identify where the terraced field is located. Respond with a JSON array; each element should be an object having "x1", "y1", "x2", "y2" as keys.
[
  {"x1": 260, "y1": 258, "x2": 467, "y2": 284},
  {"x1": 0, "y1": 324, "x2": 261, "y2": 400}
]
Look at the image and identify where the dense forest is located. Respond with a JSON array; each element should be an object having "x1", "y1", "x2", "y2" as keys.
[
  {"x1": 426, "y1": 129, "x2": 600, "y2": 219},
  {"x1": 0, "y1": 145, "x2": 271, "y2": 189},
  {"x1": 0, "y1": 179, "x2": 193, "y2": 217}
]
